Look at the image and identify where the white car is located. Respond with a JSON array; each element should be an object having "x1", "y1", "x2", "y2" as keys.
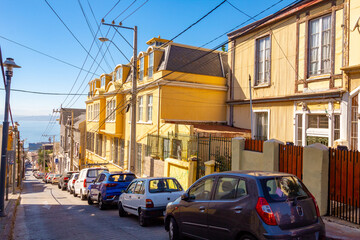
[
  {"x1": 74, "y1": 168, "x2": 108, "y2": 200},
  {"x1": 67, "y1": 173, "x2": 79, "y2": 194},
  {"x1": 118, "y1": 177, "x2": 184, "y2": 226}
]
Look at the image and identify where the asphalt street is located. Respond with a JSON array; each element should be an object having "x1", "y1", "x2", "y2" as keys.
[{"x1": 13, "y1": 169, "x2": 168, "y2": 240}]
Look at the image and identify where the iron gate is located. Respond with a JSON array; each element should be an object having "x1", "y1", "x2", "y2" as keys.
[{"x1": 196, "y1": 135, "x2": 232, "y2": 179}]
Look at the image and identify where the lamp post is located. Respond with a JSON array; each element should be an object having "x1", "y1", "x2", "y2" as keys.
[
  {"x1": 0, "y1": 58, "x2": 21, "y2": 217},
  {"x1": 99, "y1": 23, "x2": 137, "y2": 173}
]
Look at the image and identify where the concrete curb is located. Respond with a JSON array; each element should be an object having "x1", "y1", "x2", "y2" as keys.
[
  {"x1": 324, "y1": 216, "x2": 360, "y2": 239},
  {"x1": 0, "y1": 193, "x2": 21, "y2": 240}
]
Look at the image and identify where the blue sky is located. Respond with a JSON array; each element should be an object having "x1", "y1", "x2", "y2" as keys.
[{"x1": 0, "y1": 0, "x2": 297, "y2": 117}]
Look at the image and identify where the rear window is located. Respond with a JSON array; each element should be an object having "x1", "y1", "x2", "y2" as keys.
[
  {"x1": 261, "y1": 176, "x2": 309, "y2": 202},
  {"x1": 87, "y1": 169, "x2": 107, "y2": 178},
  {"x1": 149, "y1": 179, "x2": 183, "y2": 193},
  {"x1": 108, "y1": 174, "x2": 135, "y2": 182}
]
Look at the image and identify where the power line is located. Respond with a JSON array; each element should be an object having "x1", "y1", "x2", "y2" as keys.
[
  {"x1": 113, "y1": 0, "x2": 138, "y2": 21},
  {"x1": 0, "y1": 35, "x2": 99, "y2": 76},
  {"x1": 161, "y1": 0, "x2": 227, "y2": 48},
  {"x1": 120, "y1": 0, "x2": 149, "y2": 23},
  {"x1": 44, "y1": 0, "x2": 107, "y2": 73},
  {"x1": 103, "y1": 0, "x2": 122, "y2": 20}
]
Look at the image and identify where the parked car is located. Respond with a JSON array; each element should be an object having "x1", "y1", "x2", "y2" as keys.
[
  {"x1": 118, "y1": 177, "x2": 184, "y2": 226},
  {"x1": 35, "y1": 172, "x2": 44, "y2": 179},
  {"x1": 51, "y1": 174, "x2": 62, "y2": 184},
  {"x1": 43, "y1": 173, "x2": 49, "y2": 182},
  {"x1": 74, "y1": 167, "x2": 108, "y2": 200},
  {"x1": 67, "y1": 173, "x2": 79, "y2": 194},
  {"x1": 164, "y1": 171, "x2": 325, "y2": 240},
  {"x1": 58, "y1": 171, "x2": 78, "y2": 190},
  {"x1": 45, "y1": 173, "x2": 54, "y2": 183},
  {"x1": 87, "y1": 172, "x2": 136, "y2": 210}
]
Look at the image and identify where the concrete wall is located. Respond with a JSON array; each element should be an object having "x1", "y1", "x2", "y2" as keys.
[
  {"x1": 232, "y1": 137, "x2": 281, "y2": 172},
  {"x1": 164, "y1": 158, "x2": 197, "y2": 190},
  {"x1": 143, "y1": 156, "x2": 165, "y2": 177}
]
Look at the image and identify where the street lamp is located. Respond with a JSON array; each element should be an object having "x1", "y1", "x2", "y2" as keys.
[
  {"x1": 0, "y1": 58, "x2": 21, "y2": 217},
  {"x1": 99, "y1": 22, "x2": 137, "y2": 173}
]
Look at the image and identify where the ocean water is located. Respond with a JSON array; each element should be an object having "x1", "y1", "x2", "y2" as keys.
[{"x1": 17, "y1": 120, "x2": 60, "y2": 148}]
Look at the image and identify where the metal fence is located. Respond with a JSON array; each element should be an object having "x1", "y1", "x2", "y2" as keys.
[
  {"x1": 147, "y1": 133, "x2": 232, "y2": 179},
  {"x1": 328, "y1": 148, "x2": 360, "y2": 225}
]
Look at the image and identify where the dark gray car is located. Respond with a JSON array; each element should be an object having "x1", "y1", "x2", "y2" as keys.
[{"x1": 164, "y1": 171, "x2": 325, "y2": 240}]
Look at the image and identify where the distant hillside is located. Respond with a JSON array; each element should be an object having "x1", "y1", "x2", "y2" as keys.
[{"x1": 0, "y1": 115, "x2": 58, "y2": 122}]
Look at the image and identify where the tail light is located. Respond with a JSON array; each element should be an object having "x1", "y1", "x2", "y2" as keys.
[
  {"x1": 83, "y1": 179, "x2": 87, "y2": 188},
  {"x1": 106, "y1": 195, "x2": 115, "y2": 199},
  {"x1": 105, "y1": 183, "x2": 117, "y2": 187},
  {"x1": 310, "y1": 193, "x2": 320, "y2": 217},
  {"x1": 146, "y1": 199, "x2": 154, "y2": 208},
  {"x1": 255, "y1": 197, "x2": 277, "y2": 225},
  {"x1": 64, "y1": 177, "x2": 69, "y2": 180},
  {"x1": 72, "y1": 179, "x2": 76, "y2": 184}
]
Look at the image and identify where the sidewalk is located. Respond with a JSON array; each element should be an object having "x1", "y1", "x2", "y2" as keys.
[
  {"x1": 324, "y1": 216, "x2": 360, "y2": 239},
  {"x1": 0, "y1": 188, "x2": 21, "y2": 239}
]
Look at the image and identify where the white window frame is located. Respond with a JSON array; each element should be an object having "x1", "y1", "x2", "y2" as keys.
[
  {"x1": 148, "y1": 52, "x2": 154, "y2": 78},
  {"x1": 308, "y1": 14, "x2": 332, "y2": 76},
  {"x1": 252, "y1": 109, "x2": 270, "y2": 140},
  {"x1": 101, "y1": 76, "x2": 106, "y2": 87},
  {"x1": 117, "y1": 68, "x2": 122, "y2": 82},
  {"x1": 139, "y1": 57, "x2": 144, "y2": 81},
  {"x1": 146, "y1": 95, "x2": 153, "y2": 123},
  {"x1": 138, "y1": 96, "x2": 143, "y2": 122},
  {"x1": 255, "y1": 35, "x2": 271, "y2": 86}
]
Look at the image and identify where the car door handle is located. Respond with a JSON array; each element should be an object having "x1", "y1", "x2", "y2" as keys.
[
  {"x1": 129, "y1": 196, "x2": 131, "y2": 199},
  {"x1": 199, "y1": 206, "x2": 206, "y2": 212},
  {"x1": 234, "y1": 206, "x2": 243, "y2": 213}
]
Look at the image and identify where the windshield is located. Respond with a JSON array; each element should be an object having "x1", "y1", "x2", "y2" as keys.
[
  {"x1": 261, "y1": 176, "x2": 309, "y2": 202},
  {"x1": 149, "y1": 178, "x2": 183, "y2": 193},
  {"x1": 109, "y1": 174, "x2": 135, "y2": 182}
]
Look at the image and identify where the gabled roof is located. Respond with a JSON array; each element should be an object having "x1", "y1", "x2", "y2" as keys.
[
  {"x1": 227, "y1": 0, "x2": 323, "y2": 40},
  {"x1": 158, "y1": 44, "x2": 227, "y2": 77}
]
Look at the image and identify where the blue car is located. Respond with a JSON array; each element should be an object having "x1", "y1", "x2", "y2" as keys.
[{"x1": 87, "y1": 171, "x2": 136, "y2": 210}]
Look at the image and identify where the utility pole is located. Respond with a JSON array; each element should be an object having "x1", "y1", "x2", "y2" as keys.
[
  {"x1": 17, "y1": 130, "x2": 21, "y2": 188},
  {"x1": 249, "y1": 75, "x2": 253, "y2": 139},
  {"x1": 101, "y1": 22, "x2": 138, "y2": 173},
  {"x1": 12, "y1": 127, "x2": 17, "y2": 194}
]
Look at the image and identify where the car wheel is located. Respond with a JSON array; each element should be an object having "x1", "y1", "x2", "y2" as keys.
[
  {"x1": 87, "y1": 195, "x2": 93, "y2": 205},
  {"x1": 62, "y1": 185, "x2": 66, "y2": 191},
  {"x1": 118, "y1": 202, "x2": 127, "y2": 217},
  {"x1": 58, "y1": 184, "x2": 61, "y2": 189},
  {"x1": 80, "y1": 190, "x2": 86, "y2": 200},
  {"x1": 73, "y1": 190, "x2": 77, "y2": 197},
  {"x1": 98, "y1": 195, "x2": 106, "y2": 210},
  {"x1": 239, "y1": 234, "x2": 256, "y2": 240},
  {"x1": 168, "y1": 217, "x2": 180, "y2": 240},
  {"x1": 138, "y1": 210, "x2": 148, "y2": 227}
]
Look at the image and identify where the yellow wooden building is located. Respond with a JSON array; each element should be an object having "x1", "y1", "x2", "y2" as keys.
[
  {"x1": 85, "y1": 37, "x2": 229, "y2": 175},
  {"x1": 227, "y1": 0, "x2": 360, "y2": 149}
]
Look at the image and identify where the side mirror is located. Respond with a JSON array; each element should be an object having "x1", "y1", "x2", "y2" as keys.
[
  {"x1": 181, "y1": 192, "x2": 190, "y2": 201},
  {"x1": 121, "y1": 189, "x2": 126, "y2": 193}
]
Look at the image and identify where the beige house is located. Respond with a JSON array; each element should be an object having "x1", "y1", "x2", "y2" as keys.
[{"x1": 227, "y1": 0, "x2": 360, "y2": 149}]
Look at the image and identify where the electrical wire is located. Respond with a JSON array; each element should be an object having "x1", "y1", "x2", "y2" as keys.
[
  {"x1": 119, "y1": 0, "x2": 149, "y2": 23},
  {"x1": 160, "y1": 0, "x2": 227, "y2": 48},
  {"x1": 113, "y1": 0, "x2": 138, "y2": 21},
  {"x1": 0, "y1": 35, "x2": 99, "y2": 76},
  {"x1": 44, "y1": 0, "x2": 107, "y2": 73},
  {"x1": 103, "y1": 0, "x2": 122, "y2": 20}
]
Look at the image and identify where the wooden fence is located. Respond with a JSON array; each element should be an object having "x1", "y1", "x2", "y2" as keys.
[
  {"x1": 279, "y1": 144, "x2": 303, "y2": 180},
  {"x1": 328, "y1": 148, "x2": 360, "y2": 224},
  {"x1": 244, "y1": 139, "x2": 264, "y2": 152}
]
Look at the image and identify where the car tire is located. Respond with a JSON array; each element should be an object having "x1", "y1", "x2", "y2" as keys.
[
  {"x1": 62, "y1": 185, "x2": 66, "y2": 191},
  {"x1": 168, "y1": 217, "x2": 180, "y2": 240},
  {"x1": 98, "y1": 195, "x2": 106, "y2": 210},
  {"x1": 138, "y1": 210, "x2": 148, "y2": 227},
  {"x1": 58, "y1": 184, "x2": 61, "y2": 189},
  {"x1": 118, "y1": 202, "x2": 127, "y2": 217},
  {"x1": 80, "y1": 190, "x2": 86, "y2": 200},
  {"x1": 239, "y1": 234, "x2": 256, "y2": 240},
  {"x1": 87, "y1": 195, "x2": 93, "y2": 205},
  {"x1": 73, "y1": 190, "x2": 78, "y2": 197}
]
